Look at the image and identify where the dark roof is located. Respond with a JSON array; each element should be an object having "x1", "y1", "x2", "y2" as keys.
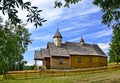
[
  {"x1": 34, "y1": 49, "x2": 50, "y2": 60},
  {"x1": 66, "y1": 42, "x2": 106, "y2": 56},
  {"x1": 34, "y1": 41, "x2": 107, "y2": 60},
  {"x1": 53, "y1": 28, "x2": 62, "y2": 38},
  {"x1": 41, "y1": 49, "x2": 50, "y2": 58},
  {"x1": 34, "y1": 50, "x2": 43, "y2": 60},
  {"x1": 48, "y1": 42, "x2": 69, "y2": 57}
]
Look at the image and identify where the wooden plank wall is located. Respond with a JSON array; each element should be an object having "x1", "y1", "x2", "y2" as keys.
[
  {"x1": 51, "y1": 56, "x2": 70, "y2": 69},
  {"x1": 70, "y1": 55, "x2": 107, "y2": 68},
  {"x1": 44, "y1": 58, "x2": 50, "y2": 69}
]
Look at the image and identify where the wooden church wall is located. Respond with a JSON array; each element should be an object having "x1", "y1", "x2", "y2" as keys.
[
  {"x1": 50, "y1": 56, "x2": 70, "y2": 69},
  {"x1": 70, "y1": 55, "x2": 107, "y2": 68}
]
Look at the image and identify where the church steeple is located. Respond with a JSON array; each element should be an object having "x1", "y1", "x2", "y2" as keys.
[
  {"x1": 80, "y1": 37, "x2": 85, "y2": 45},
  {"x1": 53, "y1": 28, "x2": 62, "y2": 47},
  {"x1": 53, "y1": 28, "x2": 62, "y2": 39}
]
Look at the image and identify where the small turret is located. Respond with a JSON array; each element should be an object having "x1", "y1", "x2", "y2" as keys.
[
  {"x1": 53, "y1": 28, "x2": 62, "y2": 47},
  {"x1": 80, "y1": 37, "x2": 85, "y2": 45}
]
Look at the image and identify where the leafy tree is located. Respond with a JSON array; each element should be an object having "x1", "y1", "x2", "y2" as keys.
[
  {"x1": 0, "y1": 18, "x2": 31, "y2": 73},
  {"x1": 0, "y1": 0, "x2": 46, "y2": 27}
]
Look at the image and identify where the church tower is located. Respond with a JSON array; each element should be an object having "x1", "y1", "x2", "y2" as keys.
[{"x1": 53, "y1": 28, "x2": 62, "y2": 47}]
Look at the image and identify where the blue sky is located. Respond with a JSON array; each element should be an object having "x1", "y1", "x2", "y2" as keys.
[{"x1": 1, "y1": 0, "x2": 112, "y2": 66}]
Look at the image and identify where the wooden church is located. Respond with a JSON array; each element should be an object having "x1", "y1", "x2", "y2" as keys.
[{"x1": 34, "y1": 29, "x2": 107, "y2": 69}]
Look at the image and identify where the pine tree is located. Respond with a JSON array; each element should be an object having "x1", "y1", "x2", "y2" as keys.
[{"x1": 109, "y1": 23, "x2": 120, "y2": 64}]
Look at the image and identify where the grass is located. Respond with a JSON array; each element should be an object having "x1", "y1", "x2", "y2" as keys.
[{"x1": 0, "y1": 69, "x2": 120, "y2": 83}]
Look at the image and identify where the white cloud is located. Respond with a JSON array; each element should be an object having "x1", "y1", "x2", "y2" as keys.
[
  {"x1": 28, "y1": 46, "x2": 41, "y2": 52},
  {"x1": 60, "y1": 0, "x2": 100, "y2": 21},
  {"x1": 79, "y1": 7, "x2": 100, "y2": 16},
  {"x1": 98, "y1": 43, "x2": 110, "y2": 54},
  {"x1": 61, "y1": 27, "x2": 75, "y2": 32},
  {"x1": 85, "y1": 29, "x2": 112, "y2": 39},
  {"x1": 31, "y1": 34, "x2": 52, "y2": 42},
  {"x1": 27, "y1": 45, "x2": 46, "y2": 52},
  {"x1": 42, "y1": 8, "x2": 63, "y2": 23},
  {"x1": 68, "y1": 37, "x2": 80, "y2": 42}
]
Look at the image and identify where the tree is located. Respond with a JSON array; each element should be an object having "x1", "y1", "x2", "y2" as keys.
[
  {"x1": 0, "y1": 18, "x2": 31, "y2": 73},
  {"x1": 0, "y1": 0, "x2": 46, "y2": 27},
  {"x1": 93, "y1": 0, "x2": 120, "y2": 64},
  {"x1": 108, "y1": 25, "x2": 120, "y2": 64}
]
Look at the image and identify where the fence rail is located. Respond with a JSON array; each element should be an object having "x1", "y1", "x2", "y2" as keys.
[{"x1": 3, "y1": 66, "x2": 120, "y2": 79}]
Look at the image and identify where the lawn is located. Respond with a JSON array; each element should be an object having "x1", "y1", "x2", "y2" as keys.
[{"x1": 0, "y1": 69, "x2": 120, "y2": 83}]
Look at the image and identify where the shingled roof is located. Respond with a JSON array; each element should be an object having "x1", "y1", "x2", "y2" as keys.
[
  {"x1": 34, "y1": 41, "x2": 107, "y2": 60},
  {"x1": 66, "y1": 42, "x2": 106, "y2": 56},
  {"x1": 41, "y1": 49, "x2": 50, "y2": 58},
  {"x1": 34, "y1": 50, "x2": 43, "y2": 60},
  {"x1": 53, "y1": 28, "x2": 62, "y2": 38},
  {"x1": 48, "y1": 42, "x2": 69, "y2": 57}
]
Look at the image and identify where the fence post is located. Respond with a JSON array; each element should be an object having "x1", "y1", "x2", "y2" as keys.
[
  {"x1": 79, "y1": 70, "x2": 81, "y2": 75},
  {"x1": 64, "y1": 71, "x2": 66, "y2": 76},
  {"x1": 3, "y1": 73, "x2": 6, "y2": 79},
  {"x1": 52, "y1": 71, "x2": 54, "y2": 77},
  {"x1": 24, "y1": 71, "x2": 27, "y2": 79},
  {"x1": 38, "y1": 70, "x2": 41, "y2": 77}
]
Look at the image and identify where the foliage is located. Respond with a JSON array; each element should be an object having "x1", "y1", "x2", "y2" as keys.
[
  {"x1": 54, "y1": 0, "x2": 81, "y2": 8},
  {"x1": 0, "y1": 0, "x2": 46, "y2": 27},
  {"x1": 23, "y1": 66, "x2": 34, "y2": 70},
  {"x1": 15, "y1": 61, "x2": 27, "y2": 70},
  {"x1": 0, "y1": 18, "x2": 31, "y2": 73},
  {"x1": 93, "y1": 0, "x2": 120, "y2": 64},
  {"x1": 109, "y1": 25, "x2": 120, "y2": 64},
  {"x1": 93, "y1": 0, "x2": 120, "y2": 27}
]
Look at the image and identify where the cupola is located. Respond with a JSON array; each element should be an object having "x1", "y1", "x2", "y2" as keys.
[{"x1": 53, "y1": 28, "x2": 62, "y2": 47}]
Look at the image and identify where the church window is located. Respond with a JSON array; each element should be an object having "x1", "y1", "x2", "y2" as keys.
[
  {"x1": 59, "y1": 57, "x2": 63, "y2": 64},
  {"x1": 78, "y1": 56, "x2": 81, "y2": 63}
]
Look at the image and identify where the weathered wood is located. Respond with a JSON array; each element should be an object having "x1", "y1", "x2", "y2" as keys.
[
  {"x1": 24, "y1": 71, "x2": 27, "y2": 79},
  {"x1": 44, "y1": 57, "x2": 50, "y2": 69},
  {"x1": 70, "y1": 55, "x2": 107, "y2": 68},
  {"x1": 51, "y1": 56, "x2": 70, "y2": 69},
  {"x1": 38, "y1": 70, "x2": 41, "y2": 77},
  {"x1": 5, "y1": 66, "x2": 120, "y2": 79}
]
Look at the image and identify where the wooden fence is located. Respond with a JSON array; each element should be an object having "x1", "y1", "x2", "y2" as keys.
[
  {"x1": 3, "y1": 67, "x2": 106, "y2": 79},
  {"x1": 3, "y1": 66, "x2": 120, "y2": 79}
]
